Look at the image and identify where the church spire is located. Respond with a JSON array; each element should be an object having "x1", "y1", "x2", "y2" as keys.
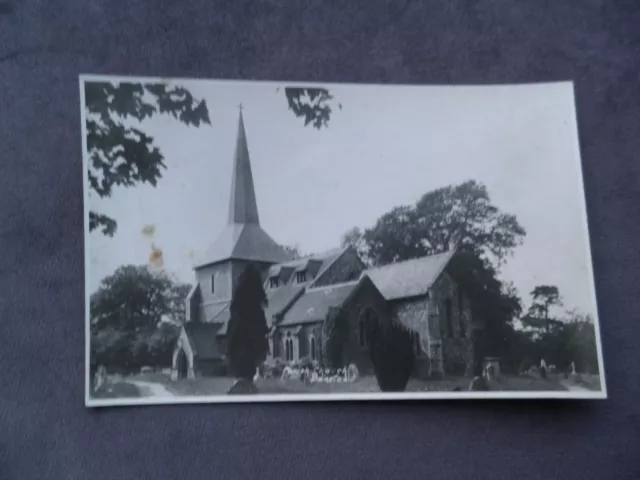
[{"x1": 227, "y1": 106, "x2": 260, "y2": 225}]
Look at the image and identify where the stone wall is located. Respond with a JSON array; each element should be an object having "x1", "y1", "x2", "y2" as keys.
[
  {"x1": 429, "y1": 270, "x2": 473, "y2": 376},
  {"x1": 391, "y1": 298, "x2": 433, "y2": 378},
  {"x1": 312, "y1": 248, "x2": 366, "y2": 287},
  {"x1": 196, "y1": 262, "x2": 232, "y2": 303}
]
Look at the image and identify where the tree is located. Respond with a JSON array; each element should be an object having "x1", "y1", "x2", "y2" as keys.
[
  {"x1": 283, "y1": 87, "x2": 339, "y2": 129},
  {"x1": 90, "y1": 265, "x2": 190, "y2": 332},
  {"x1": 85, "y1": 81, "x2": 212, "y2": 236},
  {"x1": 369, "y1": 319, "x2": 415, "y2": 391},
  {"x1": 341, "y1": 227, "x2": 372, "y2": 266},
  {"x1": 89, "y1": 265, "x2": 191, "y2": 372},
  {"x1": 321, "y1": 307, "x2": 348, "y2": 369},
  {"x1": 447, "y1": 252, "x2": 524, "y2": 373},
  {"x1": 565, "y1": 314, "x2": 599, "y2": 374},
  {"x1": 226, "y1": 265, "x2": 270, "y2": 382},
  {"x1": 360, "y1": 180, "x2": 525, "y2": 267},
  {"x1": 524, "y1": 285, "x2": 563, "y2": 333},
  {"x1": 282, "y1": 244, "x2": 303, "y2": 260},
  {"x1": 342, "y1": 180, "x2": 527, "y2": 375},
  {"x1": 85, "y1": 82, "x2": 338, "y2": 237}
]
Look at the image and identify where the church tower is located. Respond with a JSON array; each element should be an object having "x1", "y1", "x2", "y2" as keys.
[{"x1": 191, "y1": 109, "x2": 291, "y2": 322}]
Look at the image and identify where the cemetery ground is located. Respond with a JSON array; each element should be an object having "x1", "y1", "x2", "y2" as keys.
[{"x1": 91, "y1": 370, "x2": 601, "y2": 400}]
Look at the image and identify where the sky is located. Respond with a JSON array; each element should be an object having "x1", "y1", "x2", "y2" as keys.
[{"x1": 85, "y1": 78, "x2": 598, "y2": 318}]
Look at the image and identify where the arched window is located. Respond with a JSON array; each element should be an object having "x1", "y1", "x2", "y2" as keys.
[
  {"x1": 285, "y1": 333, "x2": 294, "y2": 361},
  {"x1": 310, "y1": 335, "x2": 316, "y2": 360}
]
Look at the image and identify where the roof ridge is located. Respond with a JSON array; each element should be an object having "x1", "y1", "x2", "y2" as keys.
[
  {"x1": 307, "y1": 246, "x2": 350, "y2": 288},
  {"x1": 306, "y1": 278, "x2": 360, "y2": 292},
  {"x1": 366, "y1": 249, "x2": 454, "y2": 272}
]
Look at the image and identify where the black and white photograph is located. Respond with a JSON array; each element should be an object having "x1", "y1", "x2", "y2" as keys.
[{"x1": 82, "y1": 75, "x2": 606, "y2": 406}]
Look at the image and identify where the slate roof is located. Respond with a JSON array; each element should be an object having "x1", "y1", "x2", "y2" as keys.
[
  {"x1": 195, "y1": 110, "x2": 294, "y2": 268},
  {"x1": 266, "y1": 247, "x2": 346, "y2": 287},
  {"x1": 196, "y1": 223, "x2": 292, "y2": 267},
  {"x1": 278, "y1": 281, "x2": 359, "y2": 326},
  {"x1": 363, "y1": 250, "x2": 455, "y2": 301},
  {"x1": 228, "y1": 110, "x2": 259, "y2": 225},
  {"x1": 264, "y1": 285, "x2": 306, "y2": 325},
  {"x1": 210, "y1": 306, "x2": 231, "y2": 335},
  {"x1": 184, "y1": 322, "x2": 224, "y2": 360}
]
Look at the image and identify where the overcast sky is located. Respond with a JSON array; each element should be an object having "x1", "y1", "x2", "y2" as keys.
[{"x1": 85, "y1": 78, "x2": 598, "y2": 317}]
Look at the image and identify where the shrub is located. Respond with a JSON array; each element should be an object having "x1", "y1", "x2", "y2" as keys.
[
  {"x1": 262, "y1": 357, "x2": 287, "y2": 378},
  {"x1": 322, "y1": 307, "x2": 348, "y2": 369},
  {"x1": 369, "y1": 320, "x2": 415, "y2": 392},
  {"x1": 227, "y1": 265, "x2": 269, "y2": 381}
]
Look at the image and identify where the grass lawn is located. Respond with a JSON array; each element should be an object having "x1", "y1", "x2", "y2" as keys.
[
  {"x1": 562, "y1": 373, "x2": 603, "y2": 391},
  {"x1": 91, "y1": 380, "x2": 142, "y2": 399},
  {"x1": 92, "y1": 372, "x2": 570, "y2": 399},
  {"x1": 490, "y1": 375, "x2": 567, "y2": 392}
]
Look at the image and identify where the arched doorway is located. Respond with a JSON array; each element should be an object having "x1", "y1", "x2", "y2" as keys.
[{"x1": 176, "y1": 349, "x2": 189, "y2": 380}]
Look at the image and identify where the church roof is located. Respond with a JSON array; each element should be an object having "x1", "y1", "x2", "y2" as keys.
[
  {"x1": 228, "y1": 110, "x2": 259, "y2": 225},
  {"x1": 278, "y1": 281, "x2": 360, "y2": 326},
  {"x1": 195, "y1": 110, "x2": 292, "y2": 268},
  {"x1": 363, "y1": 250, "x2": 455, "y2": 301},
  {"x1": 265, "y1": 247, "x2": 346, "y2": 287},
  {"x1": 265, "y1": 285, "x2": 306, "y2": 325},
  {"x1": 184, "y1": 322, "x2": 224, "y2": 360},
  {"x1": 196, "y1": 223, "x2": 291, "y2": 267}
]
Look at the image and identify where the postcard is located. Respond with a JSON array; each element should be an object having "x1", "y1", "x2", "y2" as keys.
[{"x1": 81, "y1": 75, "x2": 606, "y2": 406}]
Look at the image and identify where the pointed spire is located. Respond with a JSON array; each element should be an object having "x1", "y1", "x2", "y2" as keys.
[{"x1": 228, "y1": 107, "x2": 260, "y2": 225}]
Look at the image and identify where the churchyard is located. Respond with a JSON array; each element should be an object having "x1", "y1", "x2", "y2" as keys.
[{"x1": 92, "y1": 368, "x2": 593, "y2": 400}]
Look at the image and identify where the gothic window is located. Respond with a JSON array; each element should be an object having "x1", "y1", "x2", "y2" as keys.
[
  {"x1": 295, "y1": 271, "x2": 307, "y2": 283},
  {"x1": 285, "y1": 332, "x2": 296, "y2": 362},
  {"x1": 210, "y1": 273, "x2": 216, "y2": 294},
  {"x1": 445, "y1": 298, "x2": 453, "y2": 338}
]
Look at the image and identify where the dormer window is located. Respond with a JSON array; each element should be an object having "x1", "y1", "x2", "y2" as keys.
[
  {"x1": 295, "y1": 271, "x2": 307, "y2": 283},
  {"x1": 269, "y1": 276, "x2": 279, "y2": 289}
]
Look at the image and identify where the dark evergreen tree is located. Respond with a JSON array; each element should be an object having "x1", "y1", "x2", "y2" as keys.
[
  {"x1": 369, "y1": 320, "x2": 416, "y2": 392},
  {"x1": 227, "y1": 265, "x2": 269, "y2": 381}
]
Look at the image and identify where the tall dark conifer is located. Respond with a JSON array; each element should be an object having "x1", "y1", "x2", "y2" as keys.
[{"x1": 227, "y1": 265, "x2": 269, "y2": 381}]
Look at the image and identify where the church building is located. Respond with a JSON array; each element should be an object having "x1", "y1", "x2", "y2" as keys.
[{"x1": 171, "y1": 111, "x2": 476, "y2": 381}]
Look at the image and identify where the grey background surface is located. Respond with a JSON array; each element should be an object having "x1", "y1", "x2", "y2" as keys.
[{"x1": 1, "y1": 1, "x2": 639, "y2": 479}]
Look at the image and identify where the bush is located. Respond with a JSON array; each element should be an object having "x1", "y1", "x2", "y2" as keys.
[
  {"x1": 262, "y1": 358, "x2": 287, "y2": 378},
  {"x1": 227, "y1": 265, "x2": 269, "y2": 381},
  {"x1": 322, "y1": 307, "x2": 348, "y2": 369},
  {"x1": 369, "y1": 320, "x2": 415, "y2": 392}
]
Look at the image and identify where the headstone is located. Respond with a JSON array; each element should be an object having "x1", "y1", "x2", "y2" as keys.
[
  {"x1": 483, "y1": 357, "x2": 501, "y2": 380},
  {"x1": 346, "y1": 363, "x2": 359, "y2": 382},
  {"x1": 540, "y1": 358, "x2": 547, "y2": 380}
]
